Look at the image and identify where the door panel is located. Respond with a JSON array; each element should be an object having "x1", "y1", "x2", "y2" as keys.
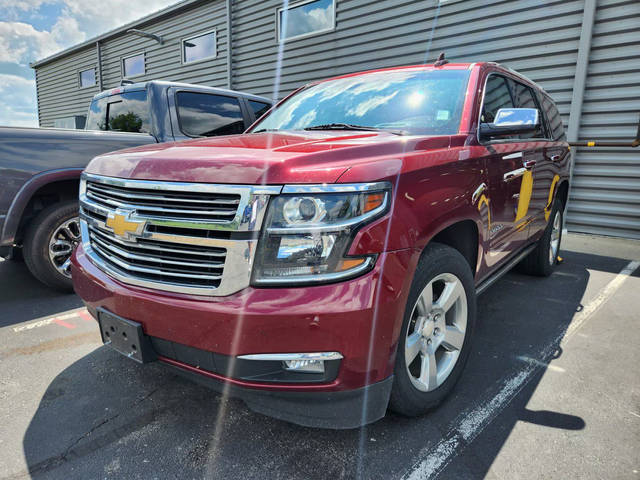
[
  {"x1": 479, "y1": 74, "x2": 531, "y2": 268},
  {"x1": 483, "y1": 144, "x2": 532, "y2": 269}
]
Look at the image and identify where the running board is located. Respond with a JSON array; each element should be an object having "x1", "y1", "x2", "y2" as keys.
[{"x1": 476, "y1": 244, "x2": 537, "y2": 295}]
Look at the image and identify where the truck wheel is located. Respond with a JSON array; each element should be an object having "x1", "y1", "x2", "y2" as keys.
[
  {"x1": 389, "y1": 243, "x2": 477, "y2": 417},
  {"x1": 23, "y1": 200, "x2": 80, "y2": 292},
  {"x1": 519, "y1": 198, "x2": 563, "y2": 277}
]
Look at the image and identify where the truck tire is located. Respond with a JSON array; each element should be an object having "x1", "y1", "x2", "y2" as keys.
[
  {"x1": 23, "y1": 200, "x2": 80, "y2": 292},
  {"x1": 519, "y1": 198, "x2": 563, "y2": 277},
  {"x1": 389, "y1": 243, "x2": 477, "y2": 417}
]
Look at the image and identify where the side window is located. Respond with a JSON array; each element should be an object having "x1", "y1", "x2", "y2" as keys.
[
  {"x1": 176, "y1": 92, "x2": 245, "y2": 137},
  {"x1": 248, "y1": 100, "x2": 271, "y2": 120},
  {"x1": 540, "y1": 94, "x2": 566, "y2": 141},
  {"x1": 481, "y1": 75, "x2": 514, "y2": 124},
  {"x1": 506, "y1": 79, "x2": 545, "y2": 139}
]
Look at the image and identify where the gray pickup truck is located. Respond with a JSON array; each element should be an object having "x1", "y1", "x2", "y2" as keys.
[{"x1": 0, "y1": 80, "x2": 272, "y2": 290}]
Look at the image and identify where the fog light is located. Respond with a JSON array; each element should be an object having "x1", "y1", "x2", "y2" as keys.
[
  {"x1": 283, "y1": 359, "x2": 325, "y2": 373},
  {"x1": 237, "y1": 352, "x2": 343, "y2": 375}
]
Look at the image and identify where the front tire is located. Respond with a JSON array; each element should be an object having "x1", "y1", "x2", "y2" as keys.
[
  {"x1": 389, "y1": 243, "x2": 477, "y2": 417},
  {"x1": 23, "y1": 200, "x2": 80, "y2": 292}
]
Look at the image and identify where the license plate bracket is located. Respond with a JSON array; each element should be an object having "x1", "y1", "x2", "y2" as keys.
[{"x1": 98, "y1": 309, "x2": 156, "y2": 363}]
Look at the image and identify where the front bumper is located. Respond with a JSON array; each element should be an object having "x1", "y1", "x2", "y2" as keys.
[{"x1": 72, "y1": 244, "x2": 414, "y2": 426}]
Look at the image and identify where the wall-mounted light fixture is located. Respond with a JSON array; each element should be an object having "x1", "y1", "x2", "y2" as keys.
[{"x1": 127, "y1": 29, "x2": 164, "y2": 45}]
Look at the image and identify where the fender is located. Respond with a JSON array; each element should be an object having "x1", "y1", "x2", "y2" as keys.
[{"x1": 1, "y1": 168, "x2": 84, "y2": 246}]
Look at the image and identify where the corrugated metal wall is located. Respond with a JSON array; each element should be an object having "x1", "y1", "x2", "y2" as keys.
[
  {"x1": 35, "y1": 45, "x2": 100, "y2": 127},
  {"x1": 34, "y1": 0, "x2": 228, "y2": 128},
  {"x1": 566, "y1": 0, "x2": 640, "y2": 239},
  {"x1": 100, "y1": 1, "x2": 228, "y2": 90},
  {"x1": 34, "y1": 0, "x2": 639, "y2": 238},
  {"x1": 231, "y1": 0, "x2": 584, "y2": 117}
]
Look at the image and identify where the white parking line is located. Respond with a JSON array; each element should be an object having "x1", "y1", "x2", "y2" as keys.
[
  {"x1": 11, "y1": 308, "x2": 88, "y2": 333},
  {"x1": 402, "y1": 259, "x2": 640, "y2": 480}
]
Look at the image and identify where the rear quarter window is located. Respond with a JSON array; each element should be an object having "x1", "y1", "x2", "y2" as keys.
[
  {"x1": 540, "y1": 94, "x2": 566, "y2": 141},
  {"x1": 249, "y1": 100, "x2": 271, "y2": 120}
]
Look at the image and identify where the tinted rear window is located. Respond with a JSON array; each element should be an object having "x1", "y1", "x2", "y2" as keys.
[
  {"x1": 176, "y1": 92, "x2": 245, "y2": 137},
  {"x1": 86, "y1": 90, "x2": 150, "y2": 133},
  {"x1": 540, "y1": 94, "x2": 566, "y2": 140},
  {"x1": 249, "y1": 100, "x2": 271, "y2": 119}
]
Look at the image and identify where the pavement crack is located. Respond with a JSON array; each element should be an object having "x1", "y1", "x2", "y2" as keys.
[{"x1": 24, "y1": 383, "x2": 166, "y2": 477}]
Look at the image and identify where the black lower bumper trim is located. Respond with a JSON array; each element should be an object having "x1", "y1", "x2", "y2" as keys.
[{"x1": 166, "y1": 363, "x2": 393, "y2": 429}]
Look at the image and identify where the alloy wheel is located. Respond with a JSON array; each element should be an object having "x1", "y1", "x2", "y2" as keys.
[
  {"x1": 48, "y1": 217, "x2": 81, "y2": 278},
  {"x1": 405, "y1": 272, "x2": 468, "y2": 392}
]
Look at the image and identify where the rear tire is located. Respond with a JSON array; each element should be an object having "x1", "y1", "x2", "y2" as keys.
[
  {"x1": 389, "y1": 243, "x2": 477, "y2": 417},
  {"x1": 23, "y1": 200, "x2": 79, "y2": 292},
  {"x1": 519, "y1": 198, "x2": 563, "y2": 277}
]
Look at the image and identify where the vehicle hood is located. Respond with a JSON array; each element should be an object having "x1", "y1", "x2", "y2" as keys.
[{"x1": 85, "y1": 131, "x2": 451, "y2": 184}]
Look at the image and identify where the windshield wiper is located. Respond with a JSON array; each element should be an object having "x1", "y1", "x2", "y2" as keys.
[
  {"x1": 253, "y1": 128, "x2": 281, "y2": 133},
  {"x1": 304, "y1": 123, "x2": 404, "y2": 135}
]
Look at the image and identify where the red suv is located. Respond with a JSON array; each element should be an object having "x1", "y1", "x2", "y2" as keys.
[{"x1": 72, "y1": 62, "x2": 570, "y2": 428}]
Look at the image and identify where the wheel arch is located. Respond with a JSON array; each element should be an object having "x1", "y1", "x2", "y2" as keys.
[
  {"x1": 425, "y1": 219, "x2": 480, "y2": 278},
  {"x1": 2, "y1": 168, "x2": 82, "y2": 246}
]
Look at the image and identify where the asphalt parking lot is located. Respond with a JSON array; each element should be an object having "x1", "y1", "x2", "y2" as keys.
[{"x1": 1, "y1": 233, "x2": 639, "y2": 480}]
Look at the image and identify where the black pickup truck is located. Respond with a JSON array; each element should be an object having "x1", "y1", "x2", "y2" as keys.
[{"x1": 0, "y1": 80, "x2": 272, "y2": 290}]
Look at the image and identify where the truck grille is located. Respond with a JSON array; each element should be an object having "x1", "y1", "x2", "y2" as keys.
[
  {"x1": 79, "y1": 173, "x2": 281, "y2": 296},
  {"x1": 88, "y1": 227, "x2": 225, "y2": 288},
  {"x1": 85, "y1": 180, "x2": 241, "y2": 222}
]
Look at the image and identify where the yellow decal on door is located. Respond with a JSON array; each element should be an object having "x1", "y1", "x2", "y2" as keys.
[
  {"x1": 515, "y1": 170, "x2": 533, "y2": 222},
  {"x1": 477, "y1": 194, "x2": 491, "y2": 231},
  {"x1": 544, "y1": 175, "x2": 561, "y2": 221}
]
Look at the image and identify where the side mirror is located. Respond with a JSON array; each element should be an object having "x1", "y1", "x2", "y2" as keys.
[{"x1": 480, "y1": 108, "x2": 540, "y2": 139}]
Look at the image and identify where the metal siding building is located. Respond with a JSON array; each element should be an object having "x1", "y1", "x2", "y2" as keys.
[{"x1": 31, "y1": 0, "x2": 640, "y2": 239}]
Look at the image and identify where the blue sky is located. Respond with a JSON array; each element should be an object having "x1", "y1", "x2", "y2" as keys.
[{"x1": 0, "y1": 0, "x2": 177, "y2": 127}]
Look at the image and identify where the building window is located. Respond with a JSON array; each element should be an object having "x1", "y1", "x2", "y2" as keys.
[
  {"x1": 277, "y1": 0, "x2": 335, "y2": 42},
  {"x1": 248, "y1": 100, "x2": 271, "y2": 119},
  {"x1": 79, "y1": 68, "x2": 95, "y2": 88},
  {"x1": 122, "y1": 52, "x2": 145, "y2": 78},
  {"x1": 182, "y1": 31, "x2": 216, "y2": 64},
  {"x1": 176, "y1": 92, "x2": 245, "y2": 137}
]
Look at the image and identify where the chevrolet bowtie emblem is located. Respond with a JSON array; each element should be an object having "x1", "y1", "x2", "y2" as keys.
[{"x1": 105, "y1": 211, "x2": 145, "y2": 239}]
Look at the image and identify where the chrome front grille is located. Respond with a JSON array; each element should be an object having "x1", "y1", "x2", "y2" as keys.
[
  {"x1": 79, "y1": 173, "x2": 282, "y2": 296},
  {"x1": 85, "y1": 180, "x2": 241, "y2": 222}
]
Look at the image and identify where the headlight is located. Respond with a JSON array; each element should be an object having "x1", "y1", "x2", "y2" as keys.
[{"x1": 251, "y1": 183, "x2": 390, "y2": 285}]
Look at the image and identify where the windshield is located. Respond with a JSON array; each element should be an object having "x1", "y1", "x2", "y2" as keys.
[
  {"x1": 251, "y1": 69, "x2": 471, "y2": 135},
  {"x1": 85, "y1": 90, "x2": 150, "y2": 133}
]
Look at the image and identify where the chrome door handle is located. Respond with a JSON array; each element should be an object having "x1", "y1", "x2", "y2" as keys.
[
  {"x1": 504, "y1": 167, "x2": 527, "y2": 182},
  {"x1": 472, "y1": 183, "x2": 487, "y2": 204},
  {"x1": 523, "y1": 160, "x2": 536, "y2": 169}
]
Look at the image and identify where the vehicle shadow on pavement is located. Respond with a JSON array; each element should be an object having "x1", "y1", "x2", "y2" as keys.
[
  {"x1": 0, "y1": 260, "x2": 82, "y2": 328},
  {"x1": 21, "y1": 250, "x2": 626, "y2": 480}
]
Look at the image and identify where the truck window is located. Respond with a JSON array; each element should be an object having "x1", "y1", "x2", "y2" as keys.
[
  {"x1": 249, "y1": 100, "x2": 271, "y2": 119},
  {"x1": 176, "y1": 92, "x2": 245, "y2": 137},
  {"x1": 540, "y1": 94, "x2": 566, "y2": 141},
  {"x1": 481, "y1": 75, "x2": 513, "y2": 123},
  {"x1": 86, "y1": 90, "x2": 150, "y2": 133},
  {"x1": 506, "y1": 79, "x2": 545, "y2": 139}
]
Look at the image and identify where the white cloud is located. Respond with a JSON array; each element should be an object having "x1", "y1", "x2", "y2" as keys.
[
  {"x1": 0, "y1": 22, "x2": 58, "y2": 64},
  {"x1": 0, "y1": 74, "x2": 38, "y2": 127}
]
